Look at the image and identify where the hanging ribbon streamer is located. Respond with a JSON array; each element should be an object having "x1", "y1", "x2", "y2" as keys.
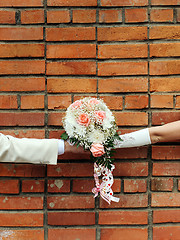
[{"x1": 92, "y1": 163, "x2": 119, "y2": 204}]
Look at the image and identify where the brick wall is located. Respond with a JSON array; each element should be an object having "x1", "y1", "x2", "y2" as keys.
[{"x1": 0, "y1": 0, "x2": 180, "y2": 239}]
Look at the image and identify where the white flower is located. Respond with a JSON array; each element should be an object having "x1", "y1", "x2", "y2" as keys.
[{"x1": 88, "y1": 129, "x2": 105, "y2": 144}]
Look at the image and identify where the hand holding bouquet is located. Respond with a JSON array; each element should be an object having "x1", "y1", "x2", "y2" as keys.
[{"x1": 61, "y1": 97, "x2": 121, "y2": 204}]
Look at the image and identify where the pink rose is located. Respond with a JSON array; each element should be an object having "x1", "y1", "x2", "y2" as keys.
[
  {"x1": 71, "y1": 100, "x2": 82, "y2": 109},
  {"x1": 88, "y1": 98, "x2": 100, "y2": 105},
  {"x1": 94, "y1": 111, "x2": 106, "y2": 122},
  {"x1": 90, "y1": 143, "x2": 105, "y2": 157},
  {"x1": 77, "y1": 113, "x2": 90, "y2": 127}
]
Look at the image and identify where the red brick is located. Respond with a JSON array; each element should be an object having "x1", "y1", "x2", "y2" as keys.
[
  {"x1": 47, "y1": 0, "x2": 97, "y2": 6},
  {"x1": 47, "y1": 44, "x2": 96, "y2": 59},
  {"x1": 153, "y1": 226, "x2": 180, "y2": 240},
  {"x1": 73, "y1": 10, "x2": 96, "y2": 23},
  {"x1": 0, "y1": 213, "x2": 43, "y2": 227},
  {"x1": 114, "y1": 112, "x2": 148, "y2": 126},
  {"x1": 48, "y1": 112, "x2": 64, "y2": 126},
  {"x1": 0, "y1": 112, "x2": 44, "y2": 126},
  {"x1": 0, "y1": 0, "x2": 43, "y2": 6},
  {"x1": 47, "y1": 61, "x2": 96, "y2": 75},
  {"x1": 176, "y1": 95, "x2": 180, "y2": 108},
  {"x1": 177, "y1": 9, "x2": 180, "y2": 22},
  {"x1": 152, "y1": 193, "x2": 180, "y2": 207},
  {"x1": 100, "y1": 194, "x2": 148, "y2": 208},
  {"x1": 178, "y1": 179, "x2": 180, "y2": 191},
  {"x1": 100, "y1": 96, "x2": 123, "y2": 110},
  {"x1": 125, "y1": 8, "x2": 148, "y2": 23},
  {"x1": 0, "y1": 77, "x2": 45, "y2": 92},
  {"x1": 48, "y1": 212, "x2": 95, "y2": 225},
  {"x1": 1, "y1": 130, "x2": 45, "y2": 138},
  {"x1": 46, "y1": 27, "x2": 95, "y2": 41},
  {"x1": 98, "y1": 26, "x2": 147, "y2": 41},
  {"x1": 151, "y1": 178, "x2": 173, "y2": 191},
  {"x1": 73, "y1": 179, "x2": 121, "y2": 193},
  {"x1": 101, "y1": 228, "x2": 148, "y2": 240},
  {"x1": 124, "y1": 179, "x2": 147, "y2": 193},
  {"x1": 22, "y1": 180, "x2": 44, "y2": 193},
  {"x1": 150, "y1": 42, "x2": 180, "y2": 57},
  {"x1": 151, "y1": 0, "x2": 179, "y2": 5},
  {"x1": 0, "y1": 43, "x2": 44, "y2": 58},
  {"x1": 48, "y1": 179, "x2": 70, "y2": 193},
  {"x1": 21, "y1": 95, "x2": 44, "y2": 109},
  {"x1": 99, "y1": 211, "x2": 148, "y2": 225},
  {"x1": 47, "y1": 10, "x2": 70, "y2": 23},
  {"x1": 0, "y1": 230, "x2": 44, "y2": 240},
  {"x1": 151, "y1": 95, "x2": 173, "y2": 108},
  {"x1": 48, "y1": 95, "x2": 71, "y2": 110},
  {"x1": 0, "y1": 10, "x2": 15, "y2": 24},
  {"x1": 154, "y1": 209, "x2": 180, "y2": 223},
  {"x1": 0, "y1": 95, "x2": 18, "y2": 109},
  {"x1": 98, "y1": 61, "x2": 148, "y2": 76},
  {"x1": 150, "y1": 77, "x2": 180, "y2": 92},
  {"x1": 98, "y1": 43, "x2": 148, "y2": 59},
  {"x1": 21, "y1": 10, "x2": 44, "y2": 24},
  {"x1": 114, "y1": 162, "x2": 148, "y2": 177},
  {"x1": 0, "y1": 27, "x2": 43, "y2": 40},
  {"x1": 125, "y1": 95, "x2": 148, "y2": 109},
  {"x1": 99, "y1": 78, "x2": 148, "y2": 93},
  {"x1": 101, "y1": 0, "x2": 148, "y2": 6},
  {"x1": 99, "y1": 9, "x2": 122, "y2": 23},
  {"x1": 150, "y1": 60, "x2": 180, "y2": 75},
  {"x1": 153, "y1": 162, "x2": 180, "y2": 176},
  {"x1": 150, "y1": 9, "x2": 173, "y2": 22},
  {"x1": 48, "y1": 229, "x2": 96, "y2": 240},
  {"x1": 152, "y1": 112, "x2": 180, "y2": 125},
  {"x1": 114, "y1": 147, "x2": 148, "y2": 159},
  {"x1": 0, "y1": 180, "x2": 19, "y2": 194},
  {"x1": 150, "y1": 26, "x2": 180, "y2": 40},
  {"x1": 152, "y1": 146, "x2": 180, "y2": 160},
  {"x1": 0, "y1": 196, "x2": 43, "y2": 210},
  {"x1": 47, "y1": 78, "x2": 97, "y2": 93},
  {"x1": 0, "y1": 60, "x2": 45, "y2": 75},
  {"x1": 0, "y1": 164, "x2": 45, "y2": 177},
  {"x1": 47, "y1": 196, "x2": 94, "y2": 209},
  {"x1": 48, "y1": 163, "x2": 93, "y2": 177}
]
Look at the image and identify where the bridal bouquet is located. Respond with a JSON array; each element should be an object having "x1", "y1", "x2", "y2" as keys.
[{"x1": 61, "y1": 97, "x2": 121, "y2": 204}]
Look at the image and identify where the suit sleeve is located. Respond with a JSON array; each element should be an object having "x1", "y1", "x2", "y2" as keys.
[{"x1": 0, "y1": 133, "x2": 59, "y2": 165}]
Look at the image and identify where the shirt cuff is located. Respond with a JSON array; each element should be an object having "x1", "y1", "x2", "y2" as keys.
[{"x1": 58, "y1": 139, "x2": 64, "y2": 155}]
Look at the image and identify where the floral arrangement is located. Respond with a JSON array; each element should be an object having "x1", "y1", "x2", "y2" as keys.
[{"x1": 61, "y1": 97, "x2": 121, "y2": 204}]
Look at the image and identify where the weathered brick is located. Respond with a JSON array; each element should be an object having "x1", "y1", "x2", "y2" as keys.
[
  {"x1": 98, "y1": 61, "x2": 148, "y2": 76},
  {"x1": 46, "y1": 27, "x2": 95, "y2": 41},
  {"x1": 153, "y1": 226, "x2": 180, "y2": 240},
  {"x1": 151, "y1": 95, "x2": 173, "y2": 108},
  {"x1": 0, "y1": 230, "x2": 44, "y2": 240},
  {"x1": 98, "y1": 44, "x2": 148, "y2": 59},
  {"x1": 0, "y1": 95, "x2": 18, "y2": 109},
  {"x1": 0, "y1": 0, "x2": 43, "y2": 6},
  {"x1": 153, "y1": 209, "x2": 180, "y2": 223},
  {"x1": 125, "y1": 95, "x2": 148, "y2": 109},
  {"x1": 47, "y1": 61, "x2": 96, "y2": 75},
  {"x1": 151, "y1": 178, "x2": 173, "y2": 191},
  {"x1": 150, "y1": 42, "x2": 180, "y2": 57},
  {"x1": 114, "y1": 147, "x2": 148, "y2": 159},
  {"x1": 114, "y1": 162, "x2": 148, "y2": 177},
  {"x1": 153, "y1": 162, "x2": 180, "y2": 176},
  {"x1": 0, "y1": 27, "x2": 43, "y2": 40},
  {"x1": 47, "y1": 0, "x2": 97, "y2": 6},
  {"x1": 101, "y1": 0, "x2": 148, "y2": 6},
  {"x1": 47, "y1": 196, "x2": 95, "y2": 209},
  {"x1": 48, "y1": 112, "x2": 64, "y2": 126},
  {"x1": 151, "y1": 0, "x2": 179, "y2": 5},
  {"x1": 1, "y1": 130, "x2": 45, "y2": 138},
  {"x1": 99, "y1": 9, "x2": 122, "y2": 23},
  {"x1": 21, "y1": 95, "x2": 44, "y2": 109},
  {"x1": 125, "y1": 8, "x2": 148, "y2": 23},
  {"x1": 152, "y1": 112, "x2": 180, "y2": 125},
  {"x1": 0, "y1": 180, "x2": 19, "y2": 194},
  {"x1": 73, "y1": 10, "x2": 96, "y2": 23},
  {"x1": 150, "y1": 60, "x2": 180, "y2": 75},
  {"x1": 99, "y1": 78, "x2": 148, "y2": 93},
  {"x1": 22, "y1": 180, "x2": 44, "y2": 193},
  {"x1": 152, "y1": 193, "x2": 180, "y2": 207},
  {"x1": 48, "y1": 212, "x2": 95, "y2": 225},
  {"x1": 0, "y1": 213, "x2": 43, "y2": 227},
  {"x1": 100, "y1": 96, "x2": 123, "y2": 110},
  {"x1": 0, "y1": 77, "x2": 45, "y2": 92},
  {"x1": 47, "y1": 44, "x2": 96, "y2": 59},
  {"x1": 21, "y1": 10, "x2": 44, "y2": 24},
  {"x1": 99, "y1": 211, "x2": 148, "y2": 225},
  {"x1": 48, "y1": 229, "x2": 96, "y2": 240},
  {"x1": 98, "y1": 27, "x2": 147, "y2": 41},
  {"x1": 176, "y1": 95, "x2": 180, "y2": 108},
  {"x1": 124, "y1": 179, "x2": 147, "y2": 193},
  {"x1": 47, "y1": 78, "x2": 97, "y2": 93},
  {"x1": 114, "y1": 112, "x2": 148, "y2": 126},
  {"x1": 150, "y1": 26, "x2": 180, "y2": 40},
  {"x1": 48, "y1": 179, "x2": 70, "y2": 193},
  {"x1": 152, "y1": 146, "x2": 180, "y2": 160},
  {"x1": 150, "y1": 8, "x2": 173, "y2": 22},
  {"x1": 47, "y1": 10, "x2": 70, "y2": 23},
  {"x1": 0, "y1": 10, "x2": 16, "y2": 24},
  {"x1": 0, "y1": 60, "x2": 45, "y2": 75},
  {"x1": 150, "y1": 77, "x2": 180, "y2": 92},
  {"x1": 48, "y1": 95, "x2": 71, "y2": 110}
]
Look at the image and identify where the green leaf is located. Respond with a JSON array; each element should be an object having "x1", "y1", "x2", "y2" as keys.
[{"x1": 60, "y1": 132, "x2": 69, "y2": 140}]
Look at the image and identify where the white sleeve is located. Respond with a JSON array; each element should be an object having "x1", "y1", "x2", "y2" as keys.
[
  {"x1": 58, "y1": 139, "x2": 64, "y2": 155},
  {"x1": 114, "y1": 128, "x2": 151, "y2": 148}
]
